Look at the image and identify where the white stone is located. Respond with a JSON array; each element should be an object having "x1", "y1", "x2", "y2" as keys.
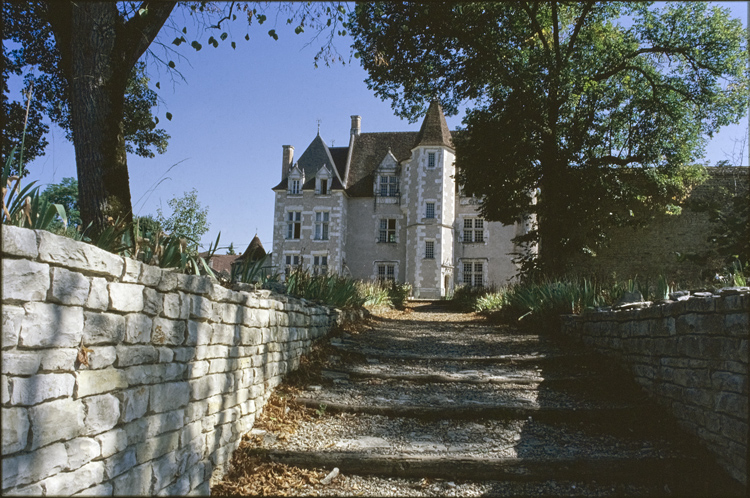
[
  {"x1": 95, "y1": 428, "x2": 128, "y2": 458},
  {"x1": 150, "y1": 381, "x2": 190, "y2": 413},
  {"x1": 83, "y1": 311, "x2": 126, "y2": 344},
  {"x1": 190, "y1": 373, "x2": 233, "y2": 401},
  {"x1": 37, "y1": 229, "x2": 124, "y2": 278},
  {"x1": 75, "y1": 368, "x2": 127, "y2": 398},
  {"x1": 1, "y1": 225, "x2": 38, "y2": 258},
  {"x1": 190, "y1": 295, "x2": 213, "y2": 321},
  {"x1": 122, "y1": 418, "x2": 148, "y2": 447},
  {"x1": 188, "y1": 360, "x2": 210, "y2": 379},
  {"x1": 143, "y1": 287, "x2": 163, "y2": 316},
  {"x1": 122, "y1": 257, "x2": 142, "y2": 283},
  {"x1": 1, "y1": 351, "x2": 42, "y2": 375},
  {"x1": 39, "y1": 348, "x2": 78, "y2": 371},
  {"x1": 139, "y1": 263, "x2": 162, "y2": 287},
  {"x1": 157, "y1": 271, "x2": 179, "y2": 292},
  {"x1": 1, "y1": 441, "x2": 67, "y2": 489},
  {"x1": 116, "y1": 344, "x2": 159, "y2": 367},
  {"x1": 113, "y1": 462, "x2": 152, "y2": 495},
  {"x1": 42, "y1": 461, "x2": 105, "y2": 496},
  {"x1": 29, "y1": 398, "x2": 84, "y2": 449},
  {"x1": 103, "y1": 447, "x2": 137, "y2": 479},
  {"x1": 173, "y1": 347, "x2": 194, "y2": 363},
  {"x1": 1, "y1": 259, "x2": 49, "y2": 302},
  {"x1": 83, "y1": 393, "x2": 120, "y2": 435},
  {"x1": 65, "y1": 437, "x2": 101, "y2": 469},
  {"x1": 2, "y1": 305, "x2": 25, "y2": 348},
  {"x1": 109, "y1": 282, "x2": 144, "y2": 312},
  {"x1": 151, "y1": 451, "x2": 181, "y2": 492},
  {"x1": 144, "y1": 409, "x2": 185, "y2": 438},
  {"x1": 49, "y1": 266, "x2": 90, "y2": 305},
  {"x1": 85, "y1": 277, "x2": 109, "y2": 311},
  {"x1": 187, "y1": 320, "x2": 212, "y2": 346},
  {"x1": 179, "y1": 274, "x2": 213, "y2": 295},
  {"x1": 18, "y1": 302, "x2": 83, "y2": 348},
  {"x1": 163, "y1": 292, "x2": 189, "y2": 319},
  {"x1": 125, "y1": 313, "x2": 152, "y2": 343},
  {"x1": 86, "y1": 345, "x2": 116, "y2": 370},
  {"x1": 2, "y1": 407, "x2": 29, "y2": 454},
  {"x1": 3, "y1": 482, "x2": 45, "y2": 496},
  {"x1": 119, "y1": 386, "x2": 149, "y2": 423},
  {"x1": 158, "y1": 347, "x2": 174, "y2": 363},
  {"x1": 72, "y1": 482, "x2": 113, "y2": 496},
  {"x1": 135, "y1": 430, "x2": 180, "y2": 463},
  {"x1": 152, "y1": 317, "x2": 186, "y2": 345},
  {"x1": 11, "y1": 372, "x2": 75, "y2": 406},
  {"x1": 1, "y1": 374, "x2": 9, "y2": 404}
]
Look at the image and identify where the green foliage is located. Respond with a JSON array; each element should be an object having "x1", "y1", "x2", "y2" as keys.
[
  {"x1": 232, "y1": 256, "x2": 276, "y2": 285},
  {"x1": 156, "y1": 188, "x2": 210, "y2": 251},
  {"x1": 451, "y1": 284, "x2": 500, "y2": 312},
  {"x1": 40, "y1": 177, "x2": 80, "y2": 228},
  {"x1": 284, "y1": 268, "x2": 365, "y2": 309},
  {"x1": 359, "y1": 280, "x2": 411, "y2": 309},
  {"x1": 350, "y1": 2, "x2": 748, "y2": 275}
]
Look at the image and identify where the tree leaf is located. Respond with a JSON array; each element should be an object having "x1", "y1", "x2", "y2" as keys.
[
  {"x1": 168, "y1": 60, "x2": 175, "y2": 68},
  {"x1": 220, "y1": 32, "x2": 228, "y2": 41},
  {"x1": 166, "y1": 112, "x2": 172, "y2": 121},
  {"x1": 155, "y1": 81, "x2": 160, "y2": 89},
  {"x1": 268, "y1": 29, "x2": 278, "y2": 40},
  {"x1": 191, "y1": 40, "x2": 202, "y2": 51},
  {"x1": 231, "y1": 41, "x2": 236, "y2": 50},
  {"x1": 245, "y1": 34, "x2": 250, "y2": 41}
]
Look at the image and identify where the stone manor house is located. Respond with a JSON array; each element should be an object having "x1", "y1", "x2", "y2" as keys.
[{"x1": 271, "y1": 101, "x2": 531, "y2": 299}]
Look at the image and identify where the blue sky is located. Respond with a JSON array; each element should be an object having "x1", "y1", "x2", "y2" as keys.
[{"x1": 12, "y1": 2, "x2": 749, "y2": 254}]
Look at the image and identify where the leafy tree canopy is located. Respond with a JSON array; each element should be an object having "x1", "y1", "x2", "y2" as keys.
[
  {"x1": 156, "y1": 188, "x2": 210, "y2": 250},
  {"x1": 40, "y1": 177, "x2": 80, "y2": 227},
  {"x1": 350, "y1": 1, "x2": 748, "y2": 276}
]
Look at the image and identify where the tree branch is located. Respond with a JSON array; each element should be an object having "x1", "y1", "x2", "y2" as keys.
[
  {"x1": 118, "y1": 1, "x2": 177, "y2": 71},
  {"x1": 564, "y1": 1, "x2": 594, "y2": 61},
  {"x1": 587, "y1": 155, "x2": 644, "y2": 168},
  {"x1": 592, "y1": 46, "x2": 692, "y2": 82},
  {"x1": 520, "y1": 1, "x2": 550, "y2": 53},
  {"x1": 210, "y1": 1, "x2": 235, "y2": 29}
]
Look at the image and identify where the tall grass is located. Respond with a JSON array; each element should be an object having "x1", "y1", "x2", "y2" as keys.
[{"x1": 359, "y1": 280, "x2": 412, "y2": 309}]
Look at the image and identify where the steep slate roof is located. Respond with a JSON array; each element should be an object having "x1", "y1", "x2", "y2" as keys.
[
  {"x1": 414, "y1": 100, "x2": 453, "y2": 148},
  {"x1": 329, "y1": 147, "x2": 349, "y2": 180},
  {"x1": 345, "y1": 132, "x2": 419, "y2": 197},
  {"x1": 237, "y1": 234, "x2": 266, "y2": 262}
]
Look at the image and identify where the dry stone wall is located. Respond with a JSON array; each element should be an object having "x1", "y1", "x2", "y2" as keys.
[
  {"x1": 560, "y1": 293, "x2": 748, "y2": 486},
  {"x1": 1, "y1": 225, "x2": 338, "y2": 496}
]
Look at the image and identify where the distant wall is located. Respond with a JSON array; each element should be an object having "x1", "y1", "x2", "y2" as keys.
[
  {"x1": 568, "y1": 167, "x2": 748, "y2": 282},
  {"x1": 560, "y1": 293, "x2": 748, "y2": 486},
  {"x1": 1, "y1": 225, "x2": 339, "y2": 496}
]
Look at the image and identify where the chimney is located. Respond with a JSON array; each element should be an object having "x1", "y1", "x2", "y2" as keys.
[
  {"x1": 350, "y1": 115, "x2": 361, "y2": 136},
  {"x1": 282, "y1": 145, "x2": 294, "y2": 179}
]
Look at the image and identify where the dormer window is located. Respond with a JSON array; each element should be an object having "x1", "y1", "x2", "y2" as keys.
[
  {"x1": 379, "y1": 175, "x2": 399, "y2": 197},
  {"x1": 289, "y1": 179, "x2": 301, "y2": 195},
  {"x1": 318, "y1": 179, "x2": 328, "y2": 195},
  {"x1": 427, "y1": 152, "x2": 436, "y2": 169}
]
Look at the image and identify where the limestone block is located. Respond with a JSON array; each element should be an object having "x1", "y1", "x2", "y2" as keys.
[
  {"x1": 150, "y1": 381, "x2": 190, "y2": 413},
  {"x1": 179, "y1": 273, "x2": 212, "y2": 295},
  {"x1": 75, "y1": 368, "x2": 127, "y2": 398},
  {"x1": 103, "y1": 446, "x2": 137, "y2": 479},
  {"x1": 151, "y1": 451, "x2": 181, "y2": 493},
  {"x1": 725, "y1": 312, "x2": 749, "y2": 336},
  {"x1": 4, "y1": 482, "x2": 45, "y2": 496},
  {"x1": 716, "y1": 392, "x2": 748, "y2": 417},
  {"x1": 157, "y1": 271, "x2": 179, "y2": 292},
  {"x1": 124, "y1": 314, "x2": 152, "y2": 344},
  {"x1": 208, "y1": 358, "x2": 231, "y2": 374},
  {"x1": 40, "y1": 461, "x2": 104, "y2": 496},
  {"x1": 116, "y1": 344, "x2": 159, "y2": 367},
  {"x1": 1, "y1": 351, "x2": 42, "y2": 375},
  {"x1": 122, "y1": 418, "x2": 148, "y2": 447},
  {"x1": 96, "y1": 427, "x2": 128, "y2": 458},
  {"x1": 190, "y1": 295, "x2": 213, "y2": 321},
  {"x1": 221, "y1": 303, "x2": 241, "y2": 324},
  {"x1": 85, "y1": 277, "x2": 109, "y2": 311},
  {"x1": 109, "y1": 282, "x2": 145, "y2": 313},
  {"x1": 159, "y1": 346, "x2": 174, "y2": 363},
  {"x1": 11, "y1": 372, "x2": 75, "y2": 406},
  {"x1": 172, "y1": 347, "x2": 194, "y2": 363},
  {"x1": 83, "y1": 393, "x2": 120, "y2": 436},
  {"x1": 152, "y1": 317, "x2": 186, "y2": 346},
  {"x1": 139, "y1": 262, "x2": 162, "y2": 287},
  {"x1": 163, "y1": 292, "x2": 189, "y2": 319},
  {"x1": 1, "y1": 374, "x2": 9, "y2": 404},
  {"x1": 1, "y1": 225, "x2": 38, "y2": 258},
  {"x1": 29, "y1": 398, "x2": 84, "y2": 449},
  {"x1": 122, "y1": 257, "x2": 142, "y2": 283},
  {"x1": 186, "y1": 401, "x2": 207, "y2": 423},
  {"x1": 37, "y1": 230, "x2": 124, "y2": 277},
  {"x1": 19, "y1": 302, "x2": 84, "y2": 348},
  {"x1": 255, "y1": 308, "x2": 271, "y2": 327},
  {"x1": 72, "y1": 482, "x2": 113, "y2": 496},
  {"x1": 144, "y1": 409, "x2": 185, "y2": 439},
  {"x1": 65, "y1": 437, "x2": 101, "y2": 469},
  {"x1": 208, "y1": 283, "x2": 232, "y2": 303},
  {"x1": 159, "y1": 473, "x2": 191, "y2": 496},
  {"x1": 87, "y1": 345, "x2": 116, "y2": 370},
  {"x1": 113, "y1": 462, "x2": 152, "y2": 496},
  {"x1": 195, "y1": 344, "x2": 229, "y2": 361},
  {"x1": 212, "y1": 323, "x2": 236, "y2": 345},
  {"x1": 190, "y1": 373, "x2": 233, "y2": 401},
  {"x1": 188, "y1": 320, "x2": 212, "y2": 346},
  {"x1": 181, "y1": 420, "x2": 203, "y2": 446},
  {"x1": 239, "y1": 326, "x2": 260, "y2": 346},
  {"x1": 39, "y1": 348, "x2": 78, "y2": 371},
  {"x1": 2, "y1": 305, "x2": 24, "y2": 349},
  {"x1": 136, "y1": 430, "x2": 180, "y2": 464},
  {"x1": 2, "y1": 259, "x2": 49, "y2": 302},
  {"x1": 188, "y1": 360, "x2": 210, "y2": 379},
  {"x1": 142, "y1": 287, "x2": 163, "y2": 316},
  {"x1": 83, "y1": 311, "x2": 126, "y2": 345},
  {"x1": 119, "y1": 385, "x2": 149, "y2": 423},
  {"x1": 49, "y1": 267, "x2": 90, "y2": 306},
  {"x1": 1, "y1": 441, "x2": 67, "y2": 489},
  {"x1": 2, "y1": 407, "x2": 29, "y2": 454}
]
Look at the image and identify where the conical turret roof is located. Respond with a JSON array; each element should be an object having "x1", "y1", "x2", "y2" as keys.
[
  {"x1": 414, "y1": 100, "x2": 453, "y2": 149},
  {"x1": 238, "y1": 234, "x2": 266, "y2": 262}
]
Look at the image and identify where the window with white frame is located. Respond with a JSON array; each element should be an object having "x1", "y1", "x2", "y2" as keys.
[
  {"x1": 463, "y1": 218, "x2": 485, "y2": 243},
  {"x1": 379, "y1": 219, "x2": 396, "y2": 243},
  {"x1": 377, "y1": 263, "x2": 396, "y2": 282},
  {"x1": 286, "y1": 211, "x2": 301, "y2": 239},
  {"x1": 314, "y1": 212, "x2": 329, "y2": 240},
  {"x1": 462, "y1": 261, "x2": 484, "y2": 288},
  {"x1": 312, "y1": 255, "x2": 328, "y2": 275},
  {"x1": 284, "y1": 254, "x2": 300, "y2": 276},
  {"x1": 425, "y1": 202, "x2": 436, "y2": 219},
  {"x1": 427, "y1": 152, "x2": 436, "y2": 169},
  {"x1": 289, "y1": 179, "x2": 301, "y2": 195},
  {"x1": 378, "y1": 175, "x2": 399, "y2": 197},
  {"x1": 425, "y1": 240, "x2": 435, "y2": 259}
]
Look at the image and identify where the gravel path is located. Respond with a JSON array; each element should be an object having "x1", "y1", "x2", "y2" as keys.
[{"x1": 217, "y1": 301, "x2": 743, "y2": 496}]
